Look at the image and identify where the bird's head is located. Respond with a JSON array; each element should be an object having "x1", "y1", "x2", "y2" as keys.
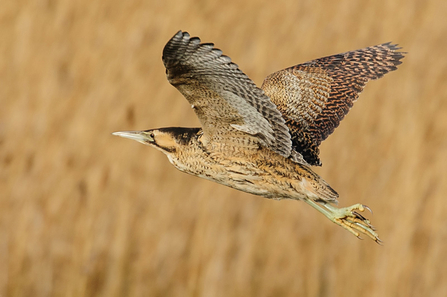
[{"x1": 112, "y1": 127, "x2": 201, "y2": 155}]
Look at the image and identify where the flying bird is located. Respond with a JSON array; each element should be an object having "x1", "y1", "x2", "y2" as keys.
[{"x1": 113, "y1": 31, "x2": 405, "y2": 242}]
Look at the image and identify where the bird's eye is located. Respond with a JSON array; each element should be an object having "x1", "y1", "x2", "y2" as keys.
[{"x1": 149, "y1": 132, "x2": 155, "y2": 139}]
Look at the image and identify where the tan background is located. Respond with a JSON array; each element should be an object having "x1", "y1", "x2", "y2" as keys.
[{"x1": 2, "y1": 0, "x2": 447, "y2": 296}]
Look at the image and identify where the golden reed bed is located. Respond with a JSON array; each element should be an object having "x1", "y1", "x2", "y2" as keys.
[{"x1": 2, "y1": 0, "x2": 446, "y2": 296}]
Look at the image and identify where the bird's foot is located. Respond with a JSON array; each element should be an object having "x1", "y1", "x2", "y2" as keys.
[
  {"x1": 323, "y1": 203, "x2": 381, "y2": 244},
  {"x1": 304, "y1": 199, "x2": 381, "y2": 244}
]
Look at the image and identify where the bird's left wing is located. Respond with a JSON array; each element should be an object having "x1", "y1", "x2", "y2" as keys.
[
  {"x1": 262, "y1": 43, "x2": 405, "y2": 165},
  {"x1": 162, "y1": 31, "x2": 292, "y2": 157}
]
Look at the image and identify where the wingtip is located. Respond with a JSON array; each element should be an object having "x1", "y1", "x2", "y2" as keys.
[
  {"x1": 383, "y1": 42, "x2": 407, "y2": 60},
  {"x1": 383, "y1": 41, "x2": 401, "y2": 49},
  {"x1": 175, "y1": 30, "x2": 190, "y2": 39}
]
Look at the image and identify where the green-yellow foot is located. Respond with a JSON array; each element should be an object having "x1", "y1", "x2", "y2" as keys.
[{"x1": 304, "y1": 199, "x2": 382, "y2": 244}]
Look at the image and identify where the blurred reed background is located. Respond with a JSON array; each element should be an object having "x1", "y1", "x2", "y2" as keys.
[{"x1": 2, "y1": 0, "x2": 447, "y2": 296}]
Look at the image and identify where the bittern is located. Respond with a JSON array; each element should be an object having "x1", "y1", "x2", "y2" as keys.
[{"x1": 114, "y1": 31, "x2": 405, "y2": 243}]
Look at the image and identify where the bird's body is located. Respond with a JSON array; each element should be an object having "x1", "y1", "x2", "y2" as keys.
[
  {"x1": 155, "y1": 127, "x2": 336, "y2": 201},
  {"x1": 114, "y1": 31, "x2": 405, "y2": 242}
]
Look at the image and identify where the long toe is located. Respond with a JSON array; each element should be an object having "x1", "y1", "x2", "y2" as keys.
[
  {"x1": 325, "y1": 203, "x2": 381, "y2": 243},
  {"x1": 303, "y1": 198, "x2": 381, "y2": 243}
]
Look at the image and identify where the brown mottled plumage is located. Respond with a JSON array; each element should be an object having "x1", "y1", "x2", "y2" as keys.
[
  {"x1": 113, "y1": 31, "x2": 405, "y2": 243},
  {"x1": 262, "y1": 43, "x2": 405, "y2": 165}
]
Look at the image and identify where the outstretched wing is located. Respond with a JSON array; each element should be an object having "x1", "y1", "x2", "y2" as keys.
[
  {"x1": 163, "y1": 31, "x2": 292, "y2": 157},
  {"x1": 262, "y1": 43, "x2": 405, "y2": 165}
]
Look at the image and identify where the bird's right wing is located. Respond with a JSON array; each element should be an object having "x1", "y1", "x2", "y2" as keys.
[
  {"x1": 262, "y1": 43, "x2": 405, "y2": 165},
  {"x1": 162, "y1": 31, "x2": 292, "y2": 157}
]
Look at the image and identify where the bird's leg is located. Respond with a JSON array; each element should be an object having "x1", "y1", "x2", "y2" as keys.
[{"x1": 303, "y1": 198, "x2": 382, "y2": 244}]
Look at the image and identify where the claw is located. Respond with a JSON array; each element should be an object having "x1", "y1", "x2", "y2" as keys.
[
  {"x1": 362, "y1": 205, "x2": 373, "y2": 214},
  {"x1": 353, "y1": 211, "x2": 367, "y2": 221},
  {"x1": 352, "y1": 212, "x2": 375, "y2": 230},
  {"x1": 327, "y1": 203, "x2": 380, "y2": 242},
  {"x1": 304, "y1": 199, "x2": 382, "y2": 243}
]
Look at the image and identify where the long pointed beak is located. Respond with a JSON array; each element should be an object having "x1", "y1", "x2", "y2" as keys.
[{"x1": 112, "y1": 131, "x2": 151, "y2": 145}]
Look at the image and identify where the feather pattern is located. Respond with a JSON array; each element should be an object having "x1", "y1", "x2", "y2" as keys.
[
  {"x1": 262, "y1": 43, "x2": 405, "y2": 165},
  {"x1": 163, "y1": 31, "x2": 405, "y2": 166},
  {"x1": 163, "y1": 31, "x2": 292, "y2": 157}
]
